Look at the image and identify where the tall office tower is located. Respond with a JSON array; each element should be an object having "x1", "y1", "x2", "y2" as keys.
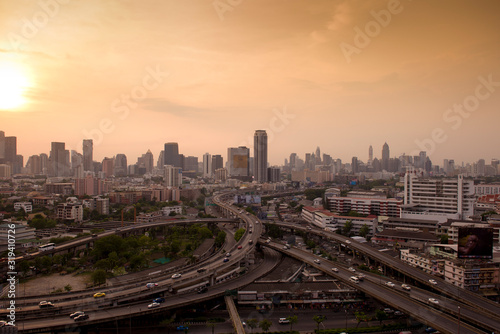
[
  {"x1": 228, "y1": 147, "x2": 250, "y2": 178},
  {"x1": 381, "y1": 142, "x2": 390, "y2": 171},
  {"x1": 443, "y1": 159, "x2": 449, "y2": 174},
  {"x1": 49, "y1": 142, "x2": 70, "y2": 177},
  {"x1": 4, "y1": 136, "x2": 17, "y2": 163},
  {"x1": 82, "y1": 139, "x2": 93, "y2": 171},
  {"x1": 305, "y1": 153, "x2": 311, "y2": 170},
  {"x1": 71, "y1": 150, "x2": 83, "y2": 178},
  {"x1": 114, "y1": 154, "x2": 127, "y2": 176},
  {"x1": 289, "y1": 153, "x2": 297, "y2": 170},
  {"x1": 368, "y1": 145, "x2": 373, "y2": 164},
  {"x1": 102, "y1": 157, "x2": 114, "y2": 178},
  {"x1": 14, "y1": 155, "x2": 23, "y2": 175},
  {"x1": 402, "y1": 168, "x2": 475, "y2": 224},
  {"x1": 184, "y1": 156, "x2": 199, "y2": 173},
  {"x1": 0, "y1": 131, "x2": 4, "y2": 160},
  {"x1": 138, "y1": 150, "x2": 154, "y2": 173},
  {"x1": 157, "y1": 151, "x2": 164, "y2": 168},
  {"x1": 267, "y1": 166, "x2": 280, "y2": 183},
  {"x1": 26, "y1": 155, "x2": 42, "y2": 174},
  {"x1": 40, "y1": 153, "x2": 49, "y2": 175},
  {"x1": 372, "y1": 158, "x2": 381, "y2": 172},
  {"x1": 211, "y1": 155, "x2": 223, "y2": 175},
  {"x1": 352, "y1": 157, "x2": 359, "y2": 174},
  {"x1": 323, "y1": 154, "x2": 332, "y2": 166},
  {"x1": 164, "y1": 142, "x2": 180, "y2": 168},
  {"x1": 203, "y1": 153, "x2": 212, "y2": 178},
  {"x1": 315, "y1": 147, "x2": 321, "y2": 164},
  {"x1": 492, "y1": 159, "x2": 499, "y2": 175},
  {"x1": 477, "y1": 159, "x2": 486, "y2": 176},
  {"x1": 419, "y1": 151, "x2": 427, "y2": 169},
  {"x1": 253, "y1": 130, "x2": 268, "y2": 183},
  {"x1": 164, "y1": 165, "x2": 182, "y2": 187}
]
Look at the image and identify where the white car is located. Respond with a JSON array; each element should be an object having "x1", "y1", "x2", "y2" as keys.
[
  {"x1": 314, "y1": 259, "x2": 320, "y2": 264},
  {"x1": 401, "y1": 284, "x2": 411, "y2": 291},
  {"x1": 429, "y1": 279, "x2": 438, "y2": 285},
  {"x1": 345, "y1": 239, "x2": 351, "y2": 244},
  {"x1": 385, "y1": 281, "x2": 395, "y2": 288},
  {"x1": 331, "y1": 267, "x2": 339, "y2": 272},
  {"x1": 148, "y1": 302, "x2": 160, "y2": 309},
  {"x1": 348, "y1": 267, "x2": 356, "y2": 272},
  {"x1": 278, "y1": 317, "x2": 290, "y2": 324},
  {"x1": 428, "y1": 298, "x2": 439, "y2": 305},
  {"x1": 171, "y1": 273, "x2": 182, "y2": 279}
]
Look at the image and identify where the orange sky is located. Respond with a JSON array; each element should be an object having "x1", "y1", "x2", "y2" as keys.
[{"x1": 1, "y1": 0, "x2": 499, "y2": 166}]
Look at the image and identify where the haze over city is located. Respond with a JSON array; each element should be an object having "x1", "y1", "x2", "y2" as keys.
[{"x1": 1, "y1": 0, "x2": 500, "y2": 165}]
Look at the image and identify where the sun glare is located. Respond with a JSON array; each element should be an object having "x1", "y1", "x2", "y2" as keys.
[{"x1": 0, "y1": 64, "x2": 30, "y2": 110}]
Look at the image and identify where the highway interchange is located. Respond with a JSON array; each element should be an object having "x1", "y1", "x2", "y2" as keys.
[{"x1": 2, "y1": 190, "x2": 499, "y2": 333}]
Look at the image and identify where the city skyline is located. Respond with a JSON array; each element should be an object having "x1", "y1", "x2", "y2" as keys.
[{"x1": 1, "y1": 1, "x2": 500, "y2": 165}]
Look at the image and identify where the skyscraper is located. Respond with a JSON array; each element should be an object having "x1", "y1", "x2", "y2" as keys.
[
  {"x1": 203, "y1": 153, "x2": 212, "y2": 178},
  {"x1": 164, "y1": 143, "x2": 180, "y2": 168},
  {"x1": 49, "y1": 142, "x2": 70, "y2": 177},
  {"x1": 368, "y1": 145, "x2": 373, "y2": 164},
  {"x1": 82, "y1": 139, "x2": 93, "y2": 172},
  {"x1": 382, "y1": 142, "x2": 390, "y2": 171},
  {"x1": 228, "y1": 147, "x2": 250, "y2": 179},
  {"x1": 211, "y1": 154, "x2": 223, "y2": 175},
  {"x1": 253, "y1": 130, "x2": 268, "y2": 183},
  {"x1": 0, "y1": 131, "x2": 5, "y2": 161},
  {"x1": 289, "y1": 153, "x2": 297, "y2": 170},
  {"x1": 114, "y1": 154, "x2": 128, "y2": 176}
]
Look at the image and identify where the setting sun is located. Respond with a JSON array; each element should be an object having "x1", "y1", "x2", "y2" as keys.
[{"x1": 0, "y1": 64, "x2": 30, "y2": 110}]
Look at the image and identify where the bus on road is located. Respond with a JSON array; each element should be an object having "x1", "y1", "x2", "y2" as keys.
[{"x1": 38, "y1": 243, "x2": 55, "y2": 252}]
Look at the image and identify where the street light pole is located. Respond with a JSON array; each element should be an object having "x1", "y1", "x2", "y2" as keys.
[{"x1": 457, "y1": 306, "x2": 461, "y2": 334}]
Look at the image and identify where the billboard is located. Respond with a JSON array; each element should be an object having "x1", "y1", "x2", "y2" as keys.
[
  {"x1": 457, "y1": 227, "x2": 493, "y2": 259},
  {"x1": 234, "y1": 194, "x2": 261, "y2": 205}
]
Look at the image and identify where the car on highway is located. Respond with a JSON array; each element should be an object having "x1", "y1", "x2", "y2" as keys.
[
  {"x1": 177, "y1": 325, "x2": 189, "y2": 331},
  {"x1": 345, "y1": 239, "x2": 351, "y2": 244},
  {"x1": 425, "y1": 327, "x2": 438, "y2": 333},
  {"x1": 331, "y1": 267, "x2": 339, "y2": 272},
  {"x1": 401, "y1": 284, "x2": 411, "y2": 291},
  {"x1": 348, "y1": 267, "x2": 356, "y2": 272},
  {"x1": 153, "y1": 297, "x2": 165, "y2": 303},
  {"x1": 429, "y1": 279, "x2": 438, "y2": 285},
  {"x1": 74, "y1": 314, "x2": 89, "y2": 321},
  {"x1": 225, "y1": 252, "x2": 231, "y2": 257},
  {"x1": 279, "y1": 317, "x2": 290, "y2": 324},
  {"x1": 146, "y1": 283, "x2": 158, "y2": 288},
  {"x1": 428, "y1": 298, "x2": 439, "y2": 305},
  {"x1": 39, "y1": 301, "x2": 54, "y2": 308},
  {"x1": 223, "y1": 257, "x2": 229, "y2": 262},
  {"x1": 283, "y1": 245, "x2": 289, "y2": 249},
  {"x1": 197, "y1": 287, "x2": 208, "y2": 294},
  {"x1": 314, "y1": 259, "x2": 320, "y2": 264},
  {"x1": 69, "y1": 311, "x2": 85, "y2": 319},
  {"x1": 383, "y1": 308, "x2": 394, "y2": 314},
  {"x1": 385, "y1": 281, "x2": 396, "y2": 288},
  {"x1": 197, "y1": 267, "x2": 207, "y2": 273},
  {"x1": 237, "y1": 245, "x2": 242, "y2": 249},
  {"x1": 394, "y1": 310, "x2": 404, "y2": 316},
  {"x1": 148, "y1": 302, "x2": 161, "y2": 309},
  {"x1": 93, "y1": 292, "x2": 106, "y2": 298},
  {"x1": 171, "y1": 273, "x2": 182, "y2": 279}
]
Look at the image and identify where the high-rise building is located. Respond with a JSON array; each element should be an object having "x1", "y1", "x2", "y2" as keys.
[
  {"x1": 26, "y1": 155, "x2": 42, "y2": 175},
  {"x1": 267, "y1": 166, "x2": 280, "y2": 183},
  {"x1": 137, "y1": 149, "x2": 154, "y2": 173},
  {"x1": 4, "y1": 136, "x2": 18, "y2": 173},
  {"x1": 71, "y1": 150, "x2": 83, "y2": 178},
  {"x1": 212, "y1": 155, "x2": 223, "y2": 175},
  {"x1": 381, "y1": 142, "x2": 390, "y2": 171},
  {"x1": 49, "y1": 142, "x2": 70, "y2": 177},
  {"x1": 83, "y1": 139, "x2": 93, "y2": 172},
  {"x1": 315, "y1": 147, "x2": 321, "y2": 165},
  {"x1": 102, "y1": 157, "x2": 114, "y2": 178},
  {"x1": 228, "y1": 147, "x2": 250, "y2": 179},
  {"x1": 0, "y1": 131, "x2": 5, "y2": 160},
  {"x1": 203, "y1": 153, "x2": 212, "y2": 178},
  {"x1": 402, "y1": 168, "x2": 475, "y2": 224},
  {"x1": 164, "y1": 165, "x2": 182, "y2": 187},
  {"x1": 254, "y1": 130, "x2": 268, "y2": 183},
  {"x1": 114, "y1": 154, "x2": 127, "y2": 176},
  {"x1": 164, "y1": 143, "x2": 180, "y2": 168},
  {"x1": 184, "y1": 156, "x2": 199, "y2": 173},
  {"x1": 368, "y1": 145, "x2": 373, "y2": 164},
  {"x1": 289, "y1": 153, "x2": 297, "y2": 170},
  {"x1": 352, "y1": 157, "x2": 359, "y2": 174},
  {"x1": 157, "y1": 151, "x2": 164, "y2": 168}
]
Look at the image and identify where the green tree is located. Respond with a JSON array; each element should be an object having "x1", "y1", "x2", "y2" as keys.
[
  {"x1": 64, "y1": 284, "x2": 72, "y2": 292},
  {"x1": 342, "y1": 220, "x2": 353, "y2": 237},
  {"x1": 214, "y1": 231, "x2": 226, "y2": 248},
  {"x1": 354, "y1": 311, "x2": 368, "y2": 328},
  {"x1": 259, "y1": 319, "x2": 272, "y2": 333},
  {"x1": 234, "y1": 228, "x2": 245, "y2": 241},
  {"x1": 440, "y1": 234, "x2": 449, "y2": 244},
  {"x1": 313, "y1": 315, "x2": 326, "y2": 331},
  {"x1": 91, "y1": 269, "x2": 107, "y2": 285},
  {"x1": 359, "y1": 224, "x2": 370, "y2": 238},
  {"x1": 247, "y1": 318, "x2": 258, "y2": 333},
  {"x1": 287, "y1": 315, "x2": 298, "y2": 332},
  {"x1": 375, "y1": 309, "x2": 388, "y2": 325}
]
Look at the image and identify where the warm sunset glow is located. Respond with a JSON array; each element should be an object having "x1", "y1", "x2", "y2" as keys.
[{"x1": 0, "y1": 64, "x2": 30, "y2": 110}]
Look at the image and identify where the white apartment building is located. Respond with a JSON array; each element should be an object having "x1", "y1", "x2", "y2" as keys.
[
  {"x1": 14, "y1": 201, "x2": 33, "y2": 213},
  {"x1": 475, "y1": 183, "x2": 500, "y2": 196},
  {"x1": 56, "y1": 203, "x2": 83, "y2": 222},
  {"x1": 327, "y1": 196, "x2": 401, "y2": 217},
  {"x1": 400, "y1": 249, "x2": 444, "y2": 276},
  {"x1": 162, "y1": 205, "x2": 183, "y2": 216},
  {"x1": 302, "y1": 207, "x2": 377, "y2": 236},
  {"x1": 401, "y1": 170, "x2": 475, "y2": 224},
  {"x1": 164, "y1": 165, "x2": 182, "y2": 187}
]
